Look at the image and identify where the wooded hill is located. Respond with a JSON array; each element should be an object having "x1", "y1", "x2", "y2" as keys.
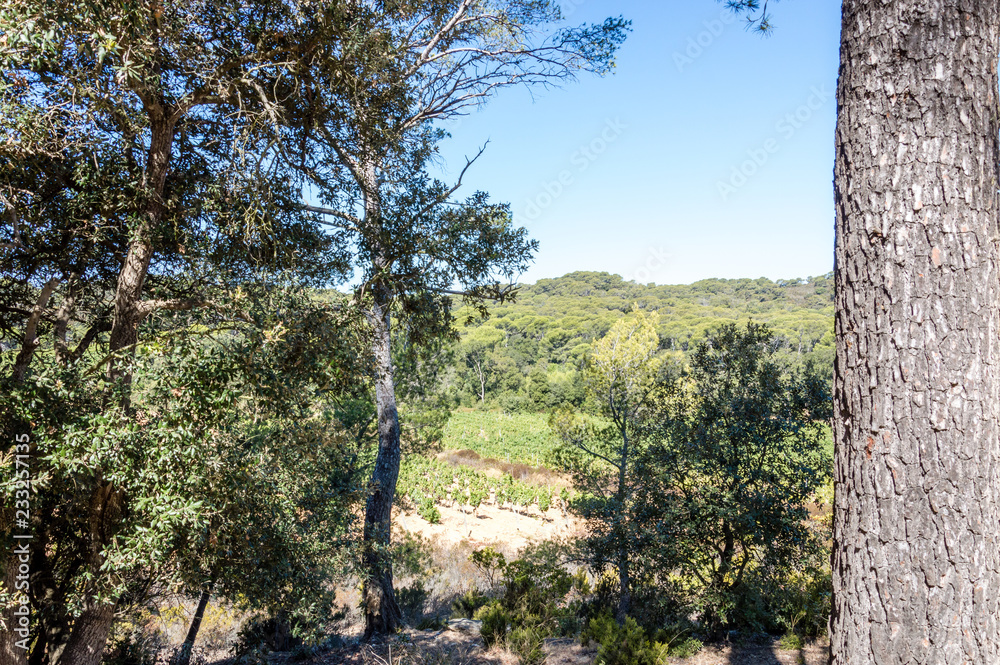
[{"x1": 446, "y1": 271, "x2": 834, "y2": 410}]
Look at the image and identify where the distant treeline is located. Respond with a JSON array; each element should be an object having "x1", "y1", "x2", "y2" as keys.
[{"x1": 441, "y1": 271, "x2": 834, "y2": 411}]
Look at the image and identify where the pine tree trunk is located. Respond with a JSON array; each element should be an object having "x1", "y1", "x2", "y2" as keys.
[
  {"x1": 831, "y1": 2, "x2": 1000, "y2": 663},
  {"x1": 361, "y1": 285, "x2": 403, "y2": 638}
]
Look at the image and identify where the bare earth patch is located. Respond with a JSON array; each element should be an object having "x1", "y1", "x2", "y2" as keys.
[{"x1": 394, "y1": 499, "x2": 582, "y2": 550}]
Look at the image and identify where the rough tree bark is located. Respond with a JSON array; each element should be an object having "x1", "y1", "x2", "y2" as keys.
[
  {"x1": 361, "y1": 284, "x2": 404, "y2": 638},
  {"x1": 107, "y1": 112, "x2": 175, "y2": 387},
  {"x1": 831, "y1": 2, "x2": 1000, "y2": 663},
  {"x1": 358, "y1": 155, "x2": 403, "y2": 637},
  {"x1": 60, "y1": 481, "x2": 122, "y2": 665},
  {"x1": 1, "y1": 552, "x2": 22, "y2": 665}
]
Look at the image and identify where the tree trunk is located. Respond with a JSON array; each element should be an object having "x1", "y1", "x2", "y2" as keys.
[
  {"x1": 1, "y1": 551, "x2": 23, "y2": 665},
  {"x1": 831, "y1": 2, "x2": 1000, "y2": 663},
  {"x1": 59, "y1": 482, "x2": 121, "y2": 665},
  {"x1": 107, "y1": 112, "x2": 174, "y2": 389},
  {"x1": 361, "y1": 286, "x2": 403, "y2": 638},
  {"x1": 615, "y1": 424, "x2": 630, "y2": 623},
  {"x1": 57, "y1": 110, "x2": 176, "y2": 665},
  {"x1": 58, "y1": 606, "x2": 114, "y2": 665},
  {"x1": 173, "y1": 588, "x2": 211, "y2": 665}
]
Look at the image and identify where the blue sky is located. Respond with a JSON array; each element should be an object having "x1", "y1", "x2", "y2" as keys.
[{"x1": 433, "y1": 1, "x2": 843, "y2": 286}]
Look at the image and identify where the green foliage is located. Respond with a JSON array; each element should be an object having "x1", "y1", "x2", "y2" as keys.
[
  {"x1": 475, "y1": 603, "x2": 509, "y2": 649},
  {"x1": 470, "y1": 547, "x2": 508, "y2": 591},
  {"x1": 418, "y1": 498, "x2": 442, "y2": 524},
  {"x1": 508, "y1": 625, "x2": 547, "y2": 665},
  {"x1": 474, "y1": 543, "x2": 580, "y2": 654},
  {"x1": 441, "y1": 411, "x2": 560, "y2": 466},
  {"x1": 583, "y1": 613, "x2": 668, "y2": 665},
  {"x1": 638, "y1": 322, "x2": 833, "y2": 635},
  {"x1": 451, "y1": 589, "x2": 491, "y2": 620},
  {"x1": 397, "y1": 581, "x2": 429, "y2": 620},
  {"x1": 582, "y1": 612, "x2": 703, "y2": 665},
  {"x1": 392, "y1": 533, "x2": 435, "y2": 580},
  {"x1": 778, "y1": 632, "x2": 804, "y2": 650},
  {"x1": 445, "y1": 272, "x2": 834, "y2": 409}
]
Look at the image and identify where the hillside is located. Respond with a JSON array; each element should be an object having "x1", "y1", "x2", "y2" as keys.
[{"x1": 446, "y1": 271, "x2": 835, "y2": 410}]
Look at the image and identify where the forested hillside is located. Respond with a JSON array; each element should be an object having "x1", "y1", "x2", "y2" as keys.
[{"x1": 446, "y1": 271, "x2": 834, "y2": 410}]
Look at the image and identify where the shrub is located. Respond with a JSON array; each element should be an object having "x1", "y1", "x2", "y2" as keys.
[
  {"x1": 397, "y1": 581, "x2": 429, "y2": 620},
  {"x1": 470, "y1": 546, "x2": 507, "y2": 590},
  {"x1": 778, "y1": 632, "x2": 804, "y2": 650},
  {"x1": 418, "y1": 497, "x2": 442, "y2": 524},
  {"x1": 104, "y1": 622, "x2": 161, "y2": 665},
  {"x1": 666, "y1": 637, "x2": 702, "y2": 658},
  {"x1": 589, "y1": 615, "x2": 660, "y2": 665},
  {"x1": 451, "y1": 589, "x2": 490, "y2": 619},
  {"x1": 582, "y1": 613, "x2": 701, "y2": 665},
  {"x1": 508, "y1": 625, "x2": 546, "y2": 665},
  {"x1": 475, "y1": 603, "x2": 509, "y2": 648}
]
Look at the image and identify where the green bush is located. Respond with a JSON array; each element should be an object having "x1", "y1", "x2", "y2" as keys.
[
  {"x1": 666, "y1": 637, "x2": 702, "y2": 658},
  {"x1": 475, "y1": 603, "x2": 509, "y2": 648},
  {"x1": 397, "y1": 581, "x2": 429, "y2": 620},
  {"x1": 418, "y1": 497, "x2": 442, "y2": 524},
  {"x1": 451, "y1": 589, "x2": 491, "y2": 619},
  {"x1": 778, "y1": 632, "x2": 804, "y2": 650},
  {"x1": 582, "y1": 613, "x2": 701, "y2": 665},
  {"x1": 509, "y1": 625, "x2": 546, "y2": 665}
]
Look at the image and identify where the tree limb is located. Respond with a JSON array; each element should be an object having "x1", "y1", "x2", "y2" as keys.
[{"x1": 12, "y1": 277, "x2": 60, "y2": 383}]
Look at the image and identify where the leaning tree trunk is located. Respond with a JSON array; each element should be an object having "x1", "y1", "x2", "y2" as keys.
[
  {"x1": 831, "y1": 2, "x2": 1000, "y2": 663},
  {"x1": 173, "y1": 588, "x2": 212, "y2": 665},
  {"x1": 361, "y1": 284, "x2": 404, "y2": 638}
]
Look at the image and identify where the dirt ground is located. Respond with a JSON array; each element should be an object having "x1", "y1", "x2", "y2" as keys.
[
  {"x1": 315, "y1": 628, "x2": 830, "y2": 665},
  {"x1": 394, "y1": 495, "x2": 583, "y2": 550}
]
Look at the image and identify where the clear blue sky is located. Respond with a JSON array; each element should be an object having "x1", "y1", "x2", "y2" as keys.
[{"x1": 433, "y1": 1, "x2": 843, "y2": 286}]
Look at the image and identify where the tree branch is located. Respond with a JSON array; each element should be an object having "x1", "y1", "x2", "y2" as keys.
[{"x1": 12, "y1": 277, "x2": 60, "y2": 383}]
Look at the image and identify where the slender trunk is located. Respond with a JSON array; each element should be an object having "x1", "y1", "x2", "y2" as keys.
[
  {"x1": 475, "y1": 359, "x2": 486, "y2": 404},
  {"x1": 53, "y1": 275, "x2": 79, "y2": 366},
  {"x1": 615, "y1": 424, "x2": 630, "y2": 623},
  {"x1": 831, "y1": 2, "x2": 1000, "y2": 663},
  {"x1": 173, "y1": 588, "x2": 211, "y2": 665},
  {"x1": 361, "y1": 286, "x2": 403, "y2": 638}
]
